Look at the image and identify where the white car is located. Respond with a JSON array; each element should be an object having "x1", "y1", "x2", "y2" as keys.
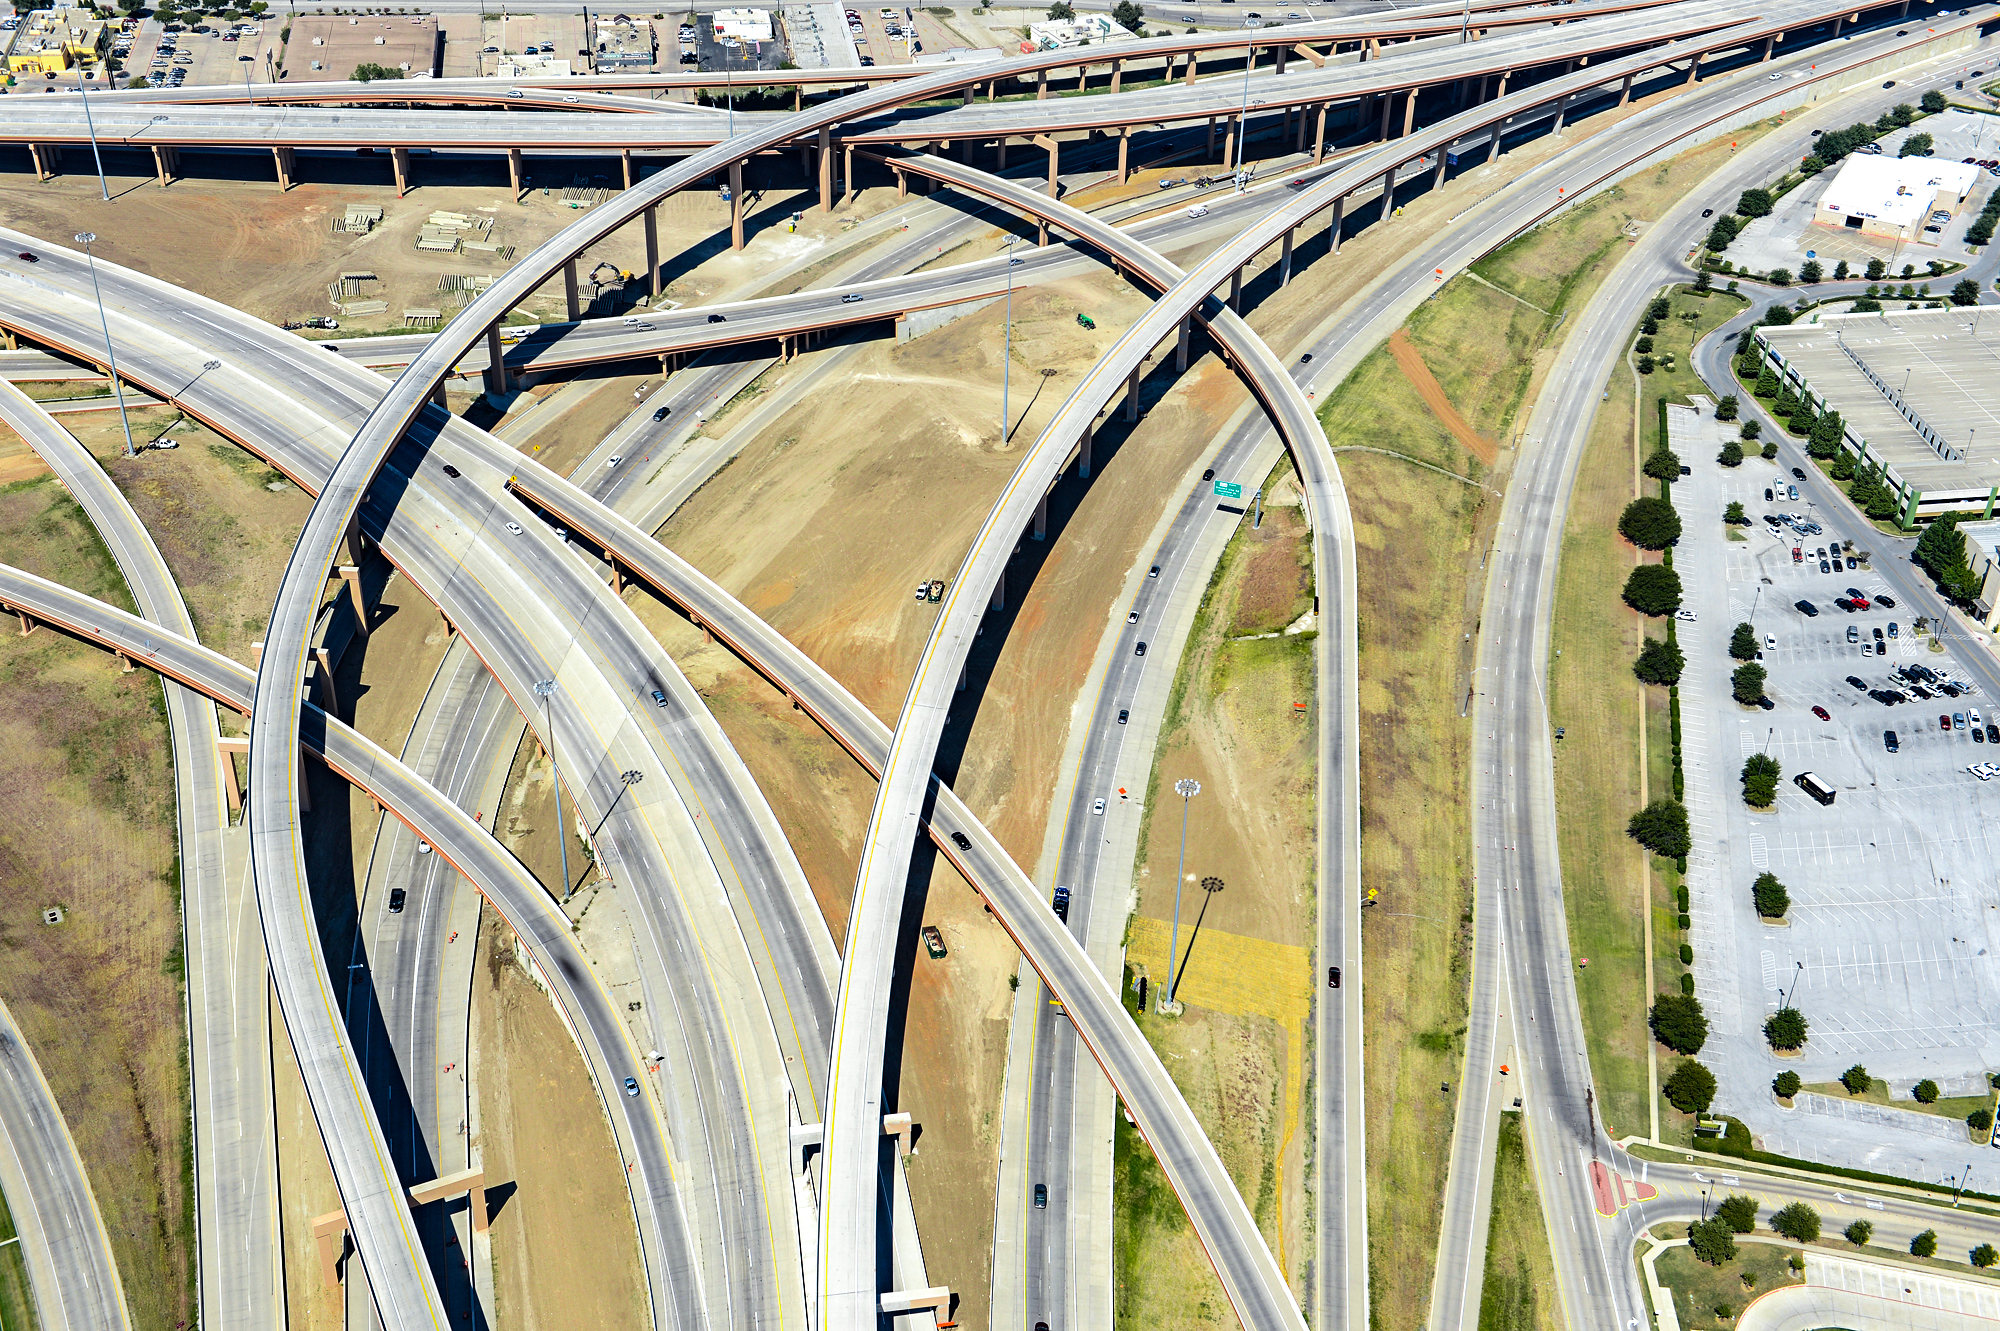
[
  {"x1": 1187, "y1": 204, "x2": 1209, "y2": 218},
  {"x1": 504, "y1": 521, "x2": 524, "y2": 535},
  {"x1": 152, "y1": 439, "x2": 179, "y2": 450},
  {"x1": 1765, "y1": 634, "x2": 1776, "y2": 649},
  {"x1": 915, "y1": 581, "x2": 930, "y2": 600},
  {"x1": 1674, "y1": 608, "x2": 1697, "y2": 622},
  {"x1": 607, "y1": 454, "x2": 623, "y2": 465},
  {"x1": 1092, "y1": 798, "x2": 1106, "y2": 815},
  {"x1": 1974, "y1": 708, "x2": 1986, "y2": 726}
]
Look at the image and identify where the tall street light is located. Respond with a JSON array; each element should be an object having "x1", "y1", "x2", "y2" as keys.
[
  {"x1": 1001, "y1": 233, "x2": 1021, "y2": 442},
  {"x1": 75, "y1": 65, "x2": 111, "y2": 202},
  {"x1": 1234, "y1": 30, "x2": 1255, "y2": 190},
  {"x1": 1169, "y1": 876, "x2": 1225, "y2": 1002},
  {"x1": 1160, "y1": 777, "x2": 1200, "y2": 1012},
  {"x1": 74, "y1": 233, "x2": 138, "y2": 460},
  {"x1": 533, "y1": 678, "x2": 573, "y2": 900}
]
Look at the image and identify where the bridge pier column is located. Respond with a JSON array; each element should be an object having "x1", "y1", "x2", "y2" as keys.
[
  {"x1": 1376, "y1": 94, "x2": 1392, "y2": 142},
  {"x1": 1552, "y1": 94, "x2": 1568, "y2": 135},
  {"x1": 1401, "y1": 86, "x2": 1417, "y2": 137},
  {"x1": 1078, "y1": 423, "x2": 1092, "y2": 479},
  {"x1": 1036, "y1": 67, "x2": 1048, "y2": 99},
  {"x1": 819, "y1": 126, "x2": 834, "y2": 211},
  {"x1": 1228, "y1": 266, "x2": 1242, "y2": 311},
  {"x1": 1033, "y1": 492, "x2": 1048, "y2": 540},
  {"x1": 1125, "y1": 366, "x2": 1140, "y2": 421},
  {"x1": 896, "y1": 167, "x2": 908, "y2": 198},
  {"x1": 729, "y1": 158, "x2": 745, "y2": 250},
  {"x1": 1312, "y1": 102, "x2": 1327, "y2": 164},
  {"x1": 338, "y1": 565, "x2": 369, "y2": 638},
  {"x1": 565, "y1": 258, "x2": 582, "y2": 322},
  {"x1": 1618, "y1": 71, "x2": 1634, "y2": 105},
  {"x1": 644, "y1": 204, "x2": 660, "y2": 299},
  {"x1": 430, "y1": 380, "x2": 447, "y2": 410},
  {"x1": 1496, "y1": 69, "x2": 1509, "y2": 99},
  {"x1": 273, "y1": 144, "x2": 296, "y2": 190},
  {"x1": 392, "y1": 146, "x2": 411, "y2": 197},
  {"x1": 1381, "y1": 166, "x2": 1397, "y2": 219},
  {"x1": 215, "y1": 736, "x2": 243, "y2": 816},
  {"x1": 990, "y1": 575, "x2": 1004, "y2": 613},
  {"x1": 1831, "y1": 14, "x2": 1843, "y2": 39},
  {"x1": 1207, "y1": 115, "x2": 1217, "y2": 156},
  {"x1": 995, "y1": 137, "x2": 1007, "y2": 171},
  {"x1": 1275, "y1": 45, "x2": 1287, "y2": 76},
  {"x1": 1487, "y1": 122, "x2": 1504, "y2": 166},
  {"x1": 1761, "y1": 34, "x2": 1774, "y2": 62},
  {"x1": 1685, "y1": 51, "x2": 1701, "y2": 85},
  {"x1": 1110, "y1": 58, "x2": 1122, "y2": 93},
  {"x1": 14, "y1": 608, "x2": 33, "y2": 636},
  {"x1": 1330, "y1": 193, "x2": 1345, "y2": 254},
  {"x1": 621, "y1": 148, "x2": 634, "y2": 190},
  {"x1": 1184, "y1": 51, "x2": 1197, "y2": 84},
  {"x1": 153, "y1": 144, "x2": 175, "y2": 188},
  {"x1": 1279, "y1": 227, "x2": 1294, "y2": 288},
  {"x1": 843, "y1": 142, "x2": 854, "y2": 198},
  {"x1": 1222, "y1": 117, "x2": 1237, "y2": 170},
  {"x1": 1116, "y1": 127, "x2": 1129, "y2": 185},
  {"x1": 485, "y1": 322, "x2": 510, "y2": 398},
  {"x1": 28, "y1": 144, "x2": 52, "y2": 182},
  {"x1": 298, "y1": 751, "x2": 313, "y2": 813},
  {"x1": 1176, "y1": 314, "x2": 1192, "y2": 370},
  {"x1": 508, "y1": 147, "x2": 523, "y2": 200},
  {"x1": 1294, "y1": 103, "x2": 1307, "y2": 152},
  {"x1": 1044, "y1": 135, "x2": 1059, "y2": 196}
]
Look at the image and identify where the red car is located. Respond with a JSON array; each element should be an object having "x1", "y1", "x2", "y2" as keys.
[
  {"x1": 1812, "y1": 706, "x2": 1831, "y2": 721},
  {"x1": 1942, "y1": 714, "x2": 1954, "y2": 731}
]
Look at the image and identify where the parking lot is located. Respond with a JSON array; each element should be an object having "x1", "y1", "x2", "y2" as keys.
[{"x1": 1667, "y1": 402, "x2": 2000, "y2": 1181}]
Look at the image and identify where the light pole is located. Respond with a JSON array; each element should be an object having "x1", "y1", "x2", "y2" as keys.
[
  {"x1": 1168, "y1": 876, "x2": 1225, "y2": 1001},
  {"x1": 75, "y1": 64, "x2": 111, "y2": 202},
  {"x1": 73, "y1": 233, "x2": 137, "y2": 460},
  {"x1": 1778, "y1": 958, "x2": 1803, "y2": 1009},
  {"x1": 1160, "y1": 777, "x2": 1200, "y2": 1012},
  {"x1": 533, "y1": 678, "x2": 573, "y2": 900},
  {"x1": 1001, "y1": 233, "x2": 1020, "y2": 441},
  {"x1": 1234, "y1": 30, "x2": 1254, "y2": 188}
]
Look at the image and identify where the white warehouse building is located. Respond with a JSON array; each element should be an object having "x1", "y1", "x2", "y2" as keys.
[{"x1": 1812, "y1": 154, "x2": 1981, "y2": 244}]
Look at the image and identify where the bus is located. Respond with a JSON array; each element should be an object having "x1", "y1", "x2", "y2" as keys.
[{"x1": 1794, "y1": 771, "x2": 1837, "y2": 806}]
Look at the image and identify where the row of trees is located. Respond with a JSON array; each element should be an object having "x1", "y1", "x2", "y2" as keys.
[{"x1": 1915, "y1": 513, "x2": 1985, "y2": 604}]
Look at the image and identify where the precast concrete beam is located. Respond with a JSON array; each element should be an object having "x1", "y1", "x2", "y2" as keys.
[{"x1": 273, "y1": 144, "x2": 296, "y2": 190}]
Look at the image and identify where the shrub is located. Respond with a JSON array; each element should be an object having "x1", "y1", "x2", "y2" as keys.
[
  {"x1": 1714, "y1": 1304, "x2": 1735, "y2": 1321},
  {"x1": 1761, "y1": 442, "x2": 1778, "y2": 460},
  {"x1": 1764, "y1": 1006, "x2": 1808, "y2": 1050},
  {"x1": 1628, "y1": 799, "x2": 1691, "y2": 859},
  {"x1": 1715, "y1": 395, "x2": 1740, "y2": 421},
  {"x1": 1975, "y1": 1244, "x2": 1998, "y2": 1269},
  {"x1": 1664, "y1": 1059, "x2": 1717, "y2": 1113},
  {"x1": 1620, "y1": 496, "x2": 1683, "y2": 549},
  {"x1": 1679, "y1": 942, "x2": 1694, "y2": 965},
  {"x1": 1912, "y1": 1228, "x2": 1939, "y2": 1258},
  {"x1": 1732, "y1": 664, "x2": 1769, "y2": 708},
  {"x1": 1689, "y1": 1217, "x2": 1738, "y2": 1265},
  {"x1": 1912, "y1": 1078, "x2": 1939, "y2": 1104},
  {"x1": 1650, "y1": 992, "x2": 1709, "y2": 1054},
  {"x1": 1752, "y1": 871, "x2": 1789, "y2": 917},
  {"x1": 1841, "y1": 1064, "x2": 1872, "y2": 1095},
  {"x1": 1736, "y1": 187, "x2": 1775, "y2": 218},
  {"x1": 1769, "y1": 268, "x2": 1793, "y2": 287},
  {"x1": 1771, "y1": 1201, "x2": 1820, "y2": 1243},
  {"x1": 1648, "y1": 297, "x2": 1671, "y2": 320},
  {"x1": 1773, "y1": 1070, "x2": 1801, "y2": 1098},
  {"x1": 1643, "y1": 448, "x2": 1683, "y2": 481},
  {"x1": 1716, "y1": 1194, "x2": 1760, "y2": 1233},
  {"x1": 1623, "y1": 564, "x2": 1682, "y2": 616},
  {"x1": 1970, "y1": 1108, "x2": 1993, "y2": 1134},
  {"x1": 1718, "y1": 441, "x2": 1744, "y2": 467},
  {"x1": 1637, "y1": 355, "x2": 1656, "y2": 375},
  {"x1": 1741, "y1": 419, "x2": 1763, "y2": 441},
  {"x1": 1846, "y1": 1219, "x2": 1874, "y2": 1246},
  {"x1": 1635, "y1": 637, "x2": 1685, "y2": 686}
]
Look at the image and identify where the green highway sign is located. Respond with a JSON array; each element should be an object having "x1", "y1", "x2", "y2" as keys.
[{"x1": 1213, "y1": 480, "x2": 1243, "y2": 499}]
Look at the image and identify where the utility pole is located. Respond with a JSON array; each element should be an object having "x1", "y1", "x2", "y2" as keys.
[{"x1": 1159, "y1": 777, "x2": 1200, "y2": 1012}]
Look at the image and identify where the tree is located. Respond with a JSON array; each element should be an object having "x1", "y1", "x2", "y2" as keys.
[
  {"x1": 1754, "y1": 365, "x2": 1781, "y2": 398},
  {"x1": 1717, "y1": 1194, "x2": 1760, "y2": 1233},
  {"x1": 1724, "y1": 500, "x2": 1747, "y2": 524},
  {"x1": 1736, "y1": 187, "x2": 1775, "y2": 218},
  {"x1": 1769, "y1": 267, "x2": 1793, "y2": 287},
  {"x1": 1893, "y1": 102, "x2": 1919, "y2": 126},
  {"x1": 1976, "y1": 1244, "x2": 1998, "y2": 1269},
  {"x1": 1637, "y1": 356, "x2": 1656, "y2": 375},
  {"x1": 1773, "y1": 1070, "x2": 1802, "y2": 1099},
  {"x1": 1643, "y1": 448, "x2": 1682, "y2": 481},
  {"x1": 1694, "y1": 266, "x2": 1713, "y2": 294},
  {"x1": 1648, "y1": 296, "x2": 1671, "y2": 320},
  {"x1": 1628, "y1": 799, "x2": 1691, "y2": 859},
  {"x1": 1970, "y1": 1108, "x2": 1993, "y2": 1134},
  {"x1": 1664, "y1": 1059, "x2": 1717, "y2": 1114},
  {"x1": 1762, "y1": 442, "x2": 1779, "y2": 460},
  {"x1": 1704, "y1": 217, "x2": 1740, "y2": 252},
  {"x1": 1733, "y1": 664, "x2": 1769, "y2": 709},
  {"x1": 1841, "y1": 1063, "x2": 1872, "y2": 1095},
  {"x1": 351, "y1": 61, "x2": 400, "y2": 80},
  {"x1": 1764, "y1": 1006, "x2": 1808, "y2": 1050},
  {"x1": 1952, "y1": 278, "x2": 1982, "y2": 307},
  {"x1": 1635, "y1": 637, "x2": 1685, "y2": 686},
  {"x1": 1866, "y1": 257, "x2": 1888, "y2": 281},
  {"x1": 1045, "y1": 0, "x2": 1074, "y2": 15},
  {"x1": 1916, "y1": 513, "x2": 1968, "y2": 579},
  {"x1": 1742, "y1": 750, "x2": 1778, "y2": 805},
  {"x1": 1799, "y1": 259, "x2": 1823, "y2": 283},
  {"x1": 1718, "y1": 441, "x2": 1744, "y2": 467},
  {"x1": 1771, "y1": 1201, "x2": 1821, "y2": 1243},
  {"x1": 1921, "y1": 88, "x2": 1947, "y2": 113},
  {"x1": 1846, "y1": 1219, "x2": 1874, "y2": 1246},
  {"x1": 1741, "y1": 419, "x2": 1763, "y2": 442},
  {"x1": 1752, "y1": 871, "x2": 1790, "y2": 917},
  {"x1": 1715, "y1": 395, "x2": 1740, "y2": 422},
  {"x1": 1110, "y1": 0, "x2": 1143, "y2": 29},
  {"x1": 1623, "y1": 564, "x2": 1682, "y2": 617},
  {"x1": 1730, "y1": 622, "x2": 1759, "y2": 661},
  {"x1": 1635, "y1": 335, "x2": 1655, "y2": 354},
  {"x1": 1800, "y1": 153, "x2": 1826, "y2": 175},
  {"x1": 1650, "y1": 992, "x2": 1709, "y2": 1054},
  {"x1": 1912, "y1": 1229, "x2": 1939, "y2": 1258},
  {"x1": 1913, "y1": 1078, "x2": 1940, "y2": 1104},
  {"x1": 1620, "y1": 496, "x2": 1682, "y2": 549},
  {"x1": 1900, "y1": 132, "x2": 1934, "y2": 158},
  {"x1": 1689, "y1": 1217, "x2": 1738, "y2": 1265},
  {"x1": 1834, "y1": 259, "x2": 1851, "y2": 281}
]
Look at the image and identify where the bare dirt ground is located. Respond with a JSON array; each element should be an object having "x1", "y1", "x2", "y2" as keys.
[
  {"x1": 471, "y1": 913, "x2": 648, "y2": 1331},
  {"x1": 1389, "y1": 329, "x2": 1500, "y2": 466},
  {"x1": 0, "y1": 475, "x2": 194, "y2": 1331}
]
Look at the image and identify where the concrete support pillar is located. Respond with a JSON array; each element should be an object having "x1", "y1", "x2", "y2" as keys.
[
  {"x1": 1684, "y1": 51, "x2": 1701, "y2": 86},
  {"x1": 1330, "y1": 193, "x2": 1345, "y2": 254},
  {"x1": 1222, "y1": 117, "x2": 1237, "y2": 170},
  {"x1": 273, "y1": 144, "x2": 296, "y2": 191},
  {"x1": 1275, "y1": 45, "x2": 1287, "y2": 76},
  {"x1": 1401, "y1": 87, "x2": 1417, "y2": 137},
  {"x1": 1078, "y1": 423, "x2": 1092, "y2": 479},
  {"x1": 28, "y1": 144, "x2": 52, "y2": 182},
  {"x1": 644, "y1": 205, "x2": 660, "y2": 299},
  {"x1": 1036, "y1": 67, "x2": 1048, "y2": 99},
  {"x1": 311, "y1": 1213, "x2": 346, "y2": 1294},
  {"x1": 896, "y1": 168, "x2": 908, "y2": 199},
  {"x1": 298, "y1": 751, "x2": 312, "y2": 813},
  {"x1": 1045, "y1": 136, "x2": 1059, "y2": 197},
  {"x1": 508, "y1": 147, "x2": 523, "y2": 199},
  {"x1": 1228, "y1": 266, "x2": 1242, "y2": 311},
  {"x1": 1496, "y1": 70, "x2": 1510, "y2": 98},
  {"x1": 1038, "y1": 218, "x2": 1049, "y2": 247},
  {"x1": 1487, "y1": 122, "x2": 1504, "y2": 166},
  {"x1": 956, "y1": 663, "x2": 967, "y2": 692},
  {"x1": 819, "y1": 126, "x2": 833, "y2": 211},
  {"x1": 1295, "y1": 103, "x2": 1308, "y2": 152},
  {"x1": 1376, "y1": 94, "x2": 1393, "y2": 142},
  {"x1": 339, "y1": 564, "x2": 368, "y2": 637},
  {"x1": 1207, "y1": 115, "x2": 1217, "y2": 156},
  {"x1": 990, "y1": 575, "x2": 1004, "y2": 613},
  {"x1": 564, "y1": 259, "x2": 581, "y2": 322},
  {"x1": 430, "y1": 378, "x2": 447, "y2": 409},
  {"x1": 1313, "y1": 102, "x2": 1328, "y2": 165},
  {"x1": 1618, "y1": 72, "x2": 1634, "y2": 105},
  {"x1": 1033, "y1": 492, "x2": 1048, "y2": 540},
  {"x1": 1116, "y1": 127, "x2": 1129, "y2": 185},
  {"x1": 485, "y1": 322, "x2": 509, "y2": 398},
  {"x1": 1381, "y1": 166, "x2": 1396, "y2": 219},
  {"x1": 996, "y1": 137, "x2": 1007, "y2": 172},
  {"x1": 215, "y1": 735, "x2": 243, "y2": 816},
  {"x1": 1176, "y1": 314, "x2": 1192, "y2": 371},
  {"x1": 1831, "y1": 14, "x2": 1843, "y2": 38},
  {"x1": 152, "y1": 144, "x2": 174, "y2": 188},
  {"x1": 391, "y1": 146, "x2": 411, "y2": 197},
  {"x1": 1761, "y1": 34, "x2": 1774, "y2": 61},
  {"x1": 1125, "y1": 367, "x2": 1140, "y2": 421},
  {"x1": 115, "y1": 650, "x2": 133, "y2": 674},
  {"x1": 1184, "y1": 51, "x2": 1197, "y2": 85},
  {"x1": 1433, "y1": 150, "x2": 1447, "y2": 187},
  {"x1": 1279, "y1": 227, "x2": 1294, "y2": 288},
  {"x1": 843, "y1": 142, "x2": 854, "y2": 197},
  {"x1": 1110, "y1": 58, "x2": 1122, "y2": 93},
  {"x1": 14, "y1": 609, "x2": 32, "y2": 636},
  {"x1": 729, "y1": 159, "x2": 745, "y2": 250}
]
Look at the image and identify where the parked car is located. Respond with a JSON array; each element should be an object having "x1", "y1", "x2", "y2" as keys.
[
  {"x1": 1798, "y1": 600, "x2": 1819, "y2": 616},
  {"x1": 1812, "y1": 705, "x2": 1831, "y2": 721},
  {"x1": 1885, "y1": 730, "x2": 1899, "y2": 752}
]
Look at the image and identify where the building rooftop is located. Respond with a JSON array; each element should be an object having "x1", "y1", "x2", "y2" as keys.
[
  {"x1": 1760, "y1": 307, "x2": 2000, "y2": 501},
  {"x1": 1817, "y1": 154, "x2": 1982, "y2": 232}
]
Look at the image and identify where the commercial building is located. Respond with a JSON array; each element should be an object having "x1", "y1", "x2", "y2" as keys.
[
  {"x1": 5, "y1": 8, "x2": 110, "y2": 76},
  {"x1": 1021, "y1": 15, "x2": 1117, "y2": 51},
  {"x1": 1946, "y1": 519, "x2": 2000, "y2": 629},
  {"x1": 591, "y1": 13, "x2": 657, "y2": 69},
  {"x1": 1752, "y1": 307, "x2": 2000, "y2": 527},
  {"x1": 287, "y1": 14, "x2": 440, "y2": 80},
  {"x1": 1813, "y1": 154, "x2": 1982, "y2": 245},
  {"x1": 711, "y1": 8, "x2": 775, "y2": 42}
]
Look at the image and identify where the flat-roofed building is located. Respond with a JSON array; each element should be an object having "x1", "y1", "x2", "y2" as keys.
[
  {"x1": 1814, "y1": 154, "x2": 1981, "y2": 245},
  {"x1": 1752, "y1": 307, "x2": 2000, "y2": 527},
  {"x1": 711, "y1": 8, "x2": 775, "y2": 42}
]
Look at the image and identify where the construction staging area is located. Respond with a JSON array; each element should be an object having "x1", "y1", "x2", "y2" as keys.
[{"x1": 3, "y1": 2, "x2": 2000, "y2": 1331}]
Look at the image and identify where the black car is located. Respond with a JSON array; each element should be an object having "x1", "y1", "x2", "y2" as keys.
[
  {"x1": 1986, "y1": 723, "x2": 1998, "y2": 743},
  {"x1": 707, "y1": 313, "x2": 726, "y2": 323},
  {"x1": 1792, "y1": 467, "x2": 1806, "y2": 480},
  {"x1": 1764, "y1": 488, "x2": 1773, "y2": 501},
  {"x1": 1034, "y1": 1184, "x2": 1047, "y2": 1209},
  {"x1": 1847, "y1": 675, "x2": 1868, "y2": 690},
  {"x1": 1148, "y1": 565, "x2": 1160, "y2": 578},
  {"x1": 653, "y1": 405, "x2": 671, "y2": 421},
  {"x1": 1797, "y1": 600, "x2": 1820, "y2": 617},
  {"x1": 1202, "y1": 468, "x2": 1216, "y2": 482},
  {"x1": 1875, "y1": 594, "x2": 1897, "y2": 609},
  {"x1": 1328, "y1": 966, "x2": 1341, "y2": 988},
  {"x1": 1300, "y1": 352, "x2": 1313, "y2": 364},
  {"x1": 1134, "y1": 641, "x2": 1147, "y2": 656},
  {"x1": 1702, "y1": 207, "x2": 1715, "y2": 218},
  {"x1": 1117, "y1": 708, "x2": 1129, "y2": 724},
  {"x1": 388, "y1": 888, "x2": 407, "y2": 913},
  {"x1": 1885, "y1": 730, "x2": 1900, "y2": 752},
  {"x1": 950, "y1": 831, "x2": 971, "y2": 851},
  {"x1": 1052, "y1": 886, "x2": 1069, "y2": 922},
  {"x1": 441, "y1": 464, "x2": 461, "y2": 478}
]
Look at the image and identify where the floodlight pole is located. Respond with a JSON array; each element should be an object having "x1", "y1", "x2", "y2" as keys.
[
  {"x1": 75, "y1": 69, "x2": 111, "y2": 201},
  {"x1": 1161, "y1": 777, "x2": 1200, "y2": 1009},
  {"x1": 74, "y1": 234, "x2": 137, "y2": 459},
  {"x1": 534, "y1": 679, "x2": 573, "y2": 900}
]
